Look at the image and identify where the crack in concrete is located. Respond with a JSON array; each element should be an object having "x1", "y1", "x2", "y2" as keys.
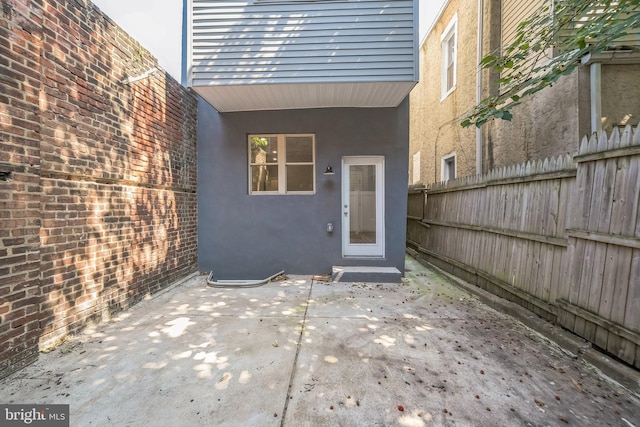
[{"x1": 279, "y1": 278, "x2": 314, "y2": 425}]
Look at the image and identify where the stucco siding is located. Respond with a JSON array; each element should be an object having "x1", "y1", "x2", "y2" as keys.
[
  {"x1": 409, "y1": 0, "x2": 478, "y2": 184},
  {"x1": 486, "y1": 71, "x2": 585, "y2": 168},
  {"x1": 601, "y1": 64, "x2": 640, "y2": 131},
  {"x1": 410, "y1": 0, "x2": 638, "y2": 187},
  {"x1": 197, "y1": 99, "x2": 410, "y2": 279}
]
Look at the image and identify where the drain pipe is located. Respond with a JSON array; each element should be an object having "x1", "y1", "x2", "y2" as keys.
[
  {"x1": 475, "y1": 0, "x2": 484, "y2": 175},
  {"x1": 207, "y1": 270, "x2": 285, "y2": 288}
]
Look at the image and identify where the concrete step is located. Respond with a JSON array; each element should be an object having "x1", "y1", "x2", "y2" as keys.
[{"x1": 331, "y1": 266, "x2": 402, "y2": 283}]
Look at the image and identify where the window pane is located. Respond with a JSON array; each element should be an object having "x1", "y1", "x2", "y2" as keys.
[
  {"x1": 250, "y1": 136, "x2": 278, "y2": 164},
  {"x1": 251, "y1": 165, "x2": 278, "y2": 192},
  {"x1": 447, "y1": 158, "x2": 456, "y2": 180},
  {"x1": 447, "y1": 63, "x2": 455, "y2": 91},
  {"x1": 446, "y1": 35, "x2": 455, "y2": 90},
  {"x1": 286, "y1": 165, "x2": 314, "y2": 192},
  {"x1": 447, "y1": 34, "x2": 455, "y2": 63},
  {"x1": 349, "y1": 164, "x2": 376, "y2": 244},
  {"x1": 286, "y1": 136, "x2": 313, "y2": 162}
]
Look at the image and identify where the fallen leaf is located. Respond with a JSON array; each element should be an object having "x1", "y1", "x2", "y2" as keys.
[{"x1": 571, "y1": 378, "x2": 583, "y2": 392}]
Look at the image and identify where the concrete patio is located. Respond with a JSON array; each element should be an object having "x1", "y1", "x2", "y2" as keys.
[{"x1": 1, "y1": 256, "x2": 639, "y2": 426}]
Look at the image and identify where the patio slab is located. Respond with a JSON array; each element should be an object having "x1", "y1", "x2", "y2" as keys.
[{"x1": 1, "y1": 256, "x2": 639, "y2": 426}]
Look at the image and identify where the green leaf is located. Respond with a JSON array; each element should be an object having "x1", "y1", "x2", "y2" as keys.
[
  {"x1": 479, "y1": 55, "x2": 496, "y2": 66},
  {"x1": 464, "y1": 0, "x2": 640, "y2": 126}
]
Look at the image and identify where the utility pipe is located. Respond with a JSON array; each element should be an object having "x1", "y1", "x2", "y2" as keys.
[
  {"x1": 590, "y1": 62, "x2": 602, "y2": 134},
  {"x1": 206, "y1": 270, "x2": 285, "y2": 288},
  {"x1": 476, "y1": 0, "x2": 484, "y2": 175}
]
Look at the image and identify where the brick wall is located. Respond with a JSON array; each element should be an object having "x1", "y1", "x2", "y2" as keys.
[{"x1": 0, "y1": 0, "x2": 198, "y2": 378}]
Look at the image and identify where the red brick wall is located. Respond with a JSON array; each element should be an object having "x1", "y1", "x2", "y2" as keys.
[{"x1": 0, "y1": 0, "x2": 198, "y2": 378}]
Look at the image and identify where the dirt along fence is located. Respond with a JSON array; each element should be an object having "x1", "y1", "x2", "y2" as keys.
[{"x1": 407, "y1": 125, "x2": 640, "y2": 369}]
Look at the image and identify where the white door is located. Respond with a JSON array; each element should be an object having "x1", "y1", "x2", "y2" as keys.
[{"x1": 342, "y1": 156, "x2": 385, "y2": 257}]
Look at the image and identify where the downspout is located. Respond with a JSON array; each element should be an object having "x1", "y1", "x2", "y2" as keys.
[
  {"x1": 580, "y1": 53, "x2": 602, "y2": 135},
  {"x1": 590, "y1": 62, "x2": 602, "y2": 134},
  {"x1": 476, "y1": 0, "x2": 484, "y2": 175}
]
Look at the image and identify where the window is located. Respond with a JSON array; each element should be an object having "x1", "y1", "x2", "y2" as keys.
[
  {"x1": 412, "y1": 151, "x2": 421, "y2": 184},
  {"x1": 249, "y1": 134, "x2": 315, "y2": 194},
  {"x1": 441, "y1": 14, "x2": 458, "y2": 100},
  {"x1": 441, "y1": 153, "x2": 456, "y2": 181}
]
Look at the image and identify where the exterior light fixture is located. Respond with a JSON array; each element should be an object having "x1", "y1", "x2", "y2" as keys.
[{"x1": 324, "y1": 164, "x2": 334, "y2": 175}]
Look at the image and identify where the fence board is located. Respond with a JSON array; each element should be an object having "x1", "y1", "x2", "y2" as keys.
[
  {"x1": 409, "y1": 127, "x2": 640, "y2": 369},
  {"x1": 596, "y1": 244, "x2": 619, "y2": 350}
]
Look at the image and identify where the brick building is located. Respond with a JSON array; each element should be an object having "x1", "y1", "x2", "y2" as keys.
[{"x1": 0, "y1": 0, "x2": 198, "y2": 378}]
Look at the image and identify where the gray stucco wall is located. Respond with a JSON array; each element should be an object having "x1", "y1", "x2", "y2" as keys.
[
  {"x1": 602, "y1": 64, "x2": 640, "y2": 131},
  {"x1": 197, "y1": 98, "x2": 410, "y2": 279},
  {"x1": 486, "y1": 68, "x2": 590, "y2": 169}
]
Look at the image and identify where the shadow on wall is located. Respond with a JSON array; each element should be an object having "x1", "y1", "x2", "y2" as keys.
[{"x1": 29, "y1": 1, "x2": 197, "y2": 351}]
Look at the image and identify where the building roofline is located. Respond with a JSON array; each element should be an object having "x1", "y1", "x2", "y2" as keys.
[{"x1": 420, "y1": 0, "x2": 451, "y2": 47}]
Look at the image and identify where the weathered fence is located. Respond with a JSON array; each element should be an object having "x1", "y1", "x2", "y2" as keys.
[{"x1": 408, "y1": 125, "x2": 640, "y2": 369}]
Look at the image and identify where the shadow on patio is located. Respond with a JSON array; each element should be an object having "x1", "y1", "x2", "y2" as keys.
[{"x1": 1, "y1": 257, "x2": 638, "y2": 427}]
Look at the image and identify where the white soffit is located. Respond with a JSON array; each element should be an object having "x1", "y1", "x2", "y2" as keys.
[{"x1": 192, "y1": 82, "x2": 417, "y2": 112}]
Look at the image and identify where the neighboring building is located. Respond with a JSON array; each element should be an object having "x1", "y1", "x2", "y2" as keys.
[
  {"x1": 187, "y1": 0, "x2": 418, "y2": 278},
  {"x1": 410, "y1": 0, "x2": 640, "y2": 185}
]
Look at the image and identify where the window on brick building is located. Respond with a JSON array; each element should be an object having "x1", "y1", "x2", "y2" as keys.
[
  {"x1": 441, "y1": 14, "x2": 458, "y2": 100},
  {"x1": 441, "y1": 153, "x2": 456, "y2": 181}
]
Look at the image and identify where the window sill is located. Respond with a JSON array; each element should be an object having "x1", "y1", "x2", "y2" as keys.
[{"x1": 440, "y1": 86, "x2": 456, "y2": 102}]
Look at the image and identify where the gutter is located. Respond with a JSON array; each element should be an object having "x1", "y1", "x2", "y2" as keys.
[{"x1": 476, "y1": 0, "x2": 484, "y2": 175}]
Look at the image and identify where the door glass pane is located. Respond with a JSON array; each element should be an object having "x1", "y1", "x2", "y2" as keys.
[{"x1": 349, "y1": 164, "x2": 376, "y2": 244}]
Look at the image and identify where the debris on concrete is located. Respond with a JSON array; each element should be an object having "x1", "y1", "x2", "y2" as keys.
[{"x1": 0, "y1": 256, "x2": 638, "y2": 426}]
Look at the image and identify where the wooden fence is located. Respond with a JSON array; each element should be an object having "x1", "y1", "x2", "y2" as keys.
[{"x1": 407, "y1": 125, "x2": 640, "y2": 369}]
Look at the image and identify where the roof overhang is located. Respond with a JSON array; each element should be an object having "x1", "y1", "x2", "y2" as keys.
[
  {"x1": 191, "y1": 81, "x2": 417, "y2": 112},
  {"x1": 581, "y1": 48, "x2": 640, "y2": 65}
]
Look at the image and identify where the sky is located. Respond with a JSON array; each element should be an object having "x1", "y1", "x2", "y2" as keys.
[{"x1": 92, "y1": 0, "x2": 447, "y2": 83}]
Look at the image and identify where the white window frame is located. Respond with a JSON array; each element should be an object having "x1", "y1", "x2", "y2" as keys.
[
  {"x1": 248, "y1": 133, "x2": 316, "y2": 195},
  {"x1": 441, "y1": 152, "x2": 456, "y2": 181},
  {"x1": 412, "y1": 151, "x2": 421, "y2": 184},
  {"x1": 440, "y1": 13, "x2": 458, "y2": 101}
]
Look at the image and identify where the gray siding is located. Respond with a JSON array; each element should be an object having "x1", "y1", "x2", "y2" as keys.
[
  {"x1": 189, "y1": 0, "x2": 417, "y2": 86},
  {"x1": 501, "y1": 0, "x2": 546, "y2": 51},
  {"x1": 197, "y1": 99, "x2": 410, "y2": 279}
]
